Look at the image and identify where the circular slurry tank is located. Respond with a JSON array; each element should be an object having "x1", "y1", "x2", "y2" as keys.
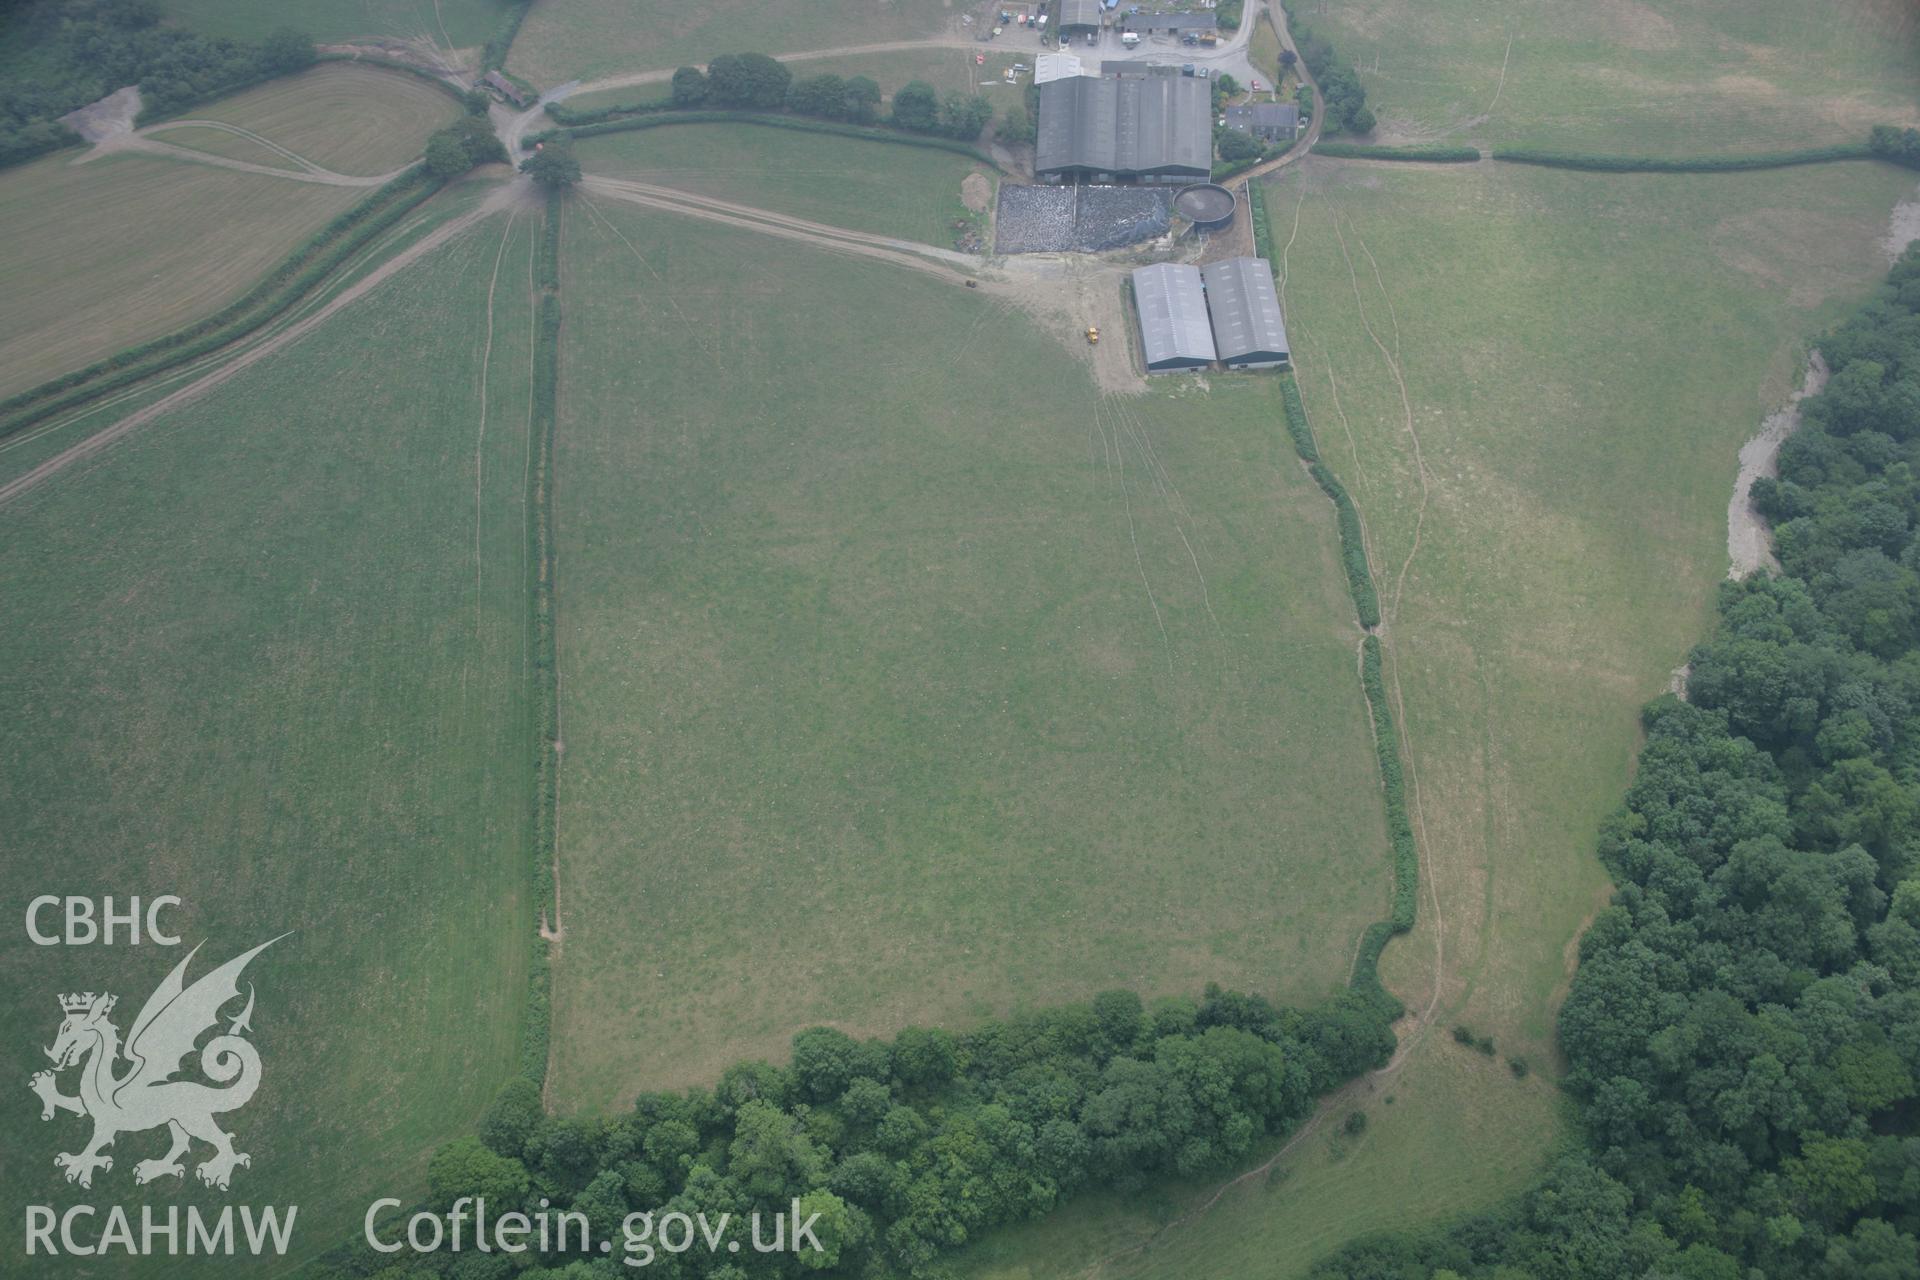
[{"x1": 1174, "y1": 182, "x2": 1236, "y2": 231}]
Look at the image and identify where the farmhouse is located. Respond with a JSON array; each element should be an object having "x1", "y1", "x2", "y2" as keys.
[
  {"x1": 1120, "y1": 11, "x2": 1218, "y2": 36},
  {"x1": 1202, "y1": 257, "x2": 1289, "y2": 369},
  {"x1": 1057, "y1": 0, "x2": 1104, "y2": 36},
  {"x1": 1036, "y1": 73, "x2": 1212, "y2": 183},
  {"x1": 1225, "y1": 102, "x2": 1301, "y2": 143},
  {"x1": 1131, "y1": 262, "x2": 1216, "y2": 371}
]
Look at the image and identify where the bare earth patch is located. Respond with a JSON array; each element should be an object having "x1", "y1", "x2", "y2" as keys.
[
  {"x1": 1728, "y1": 352, "x2": 1828, "y2": 578},
  {"x1": 960, "y1": 171, "x2": 991, "y2": 212},
  {"x1": 1885, "y1": 181, "x2": 1920, "y2": 261},
  {"x1": 57, "y1": 86, "x2": 141, "y2": 143}
]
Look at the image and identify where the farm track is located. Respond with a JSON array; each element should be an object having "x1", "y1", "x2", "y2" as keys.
[
  {"x1": 580, "y1": 175, "x2": 979, "y2": 282},
  {"x1": 0, "y1": 187, "x2": 519, "y2": 509},
  {"x1": 80, "y1": 127, "x2": 407, "y2": 187}
]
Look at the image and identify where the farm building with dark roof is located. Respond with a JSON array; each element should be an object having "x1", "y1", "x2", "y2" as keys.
[
  {"x1": 1057, "y1": 0, "x2": 1104, "y2": 34},
  {"x1": 1036, "y1": 74, "x2": 1212, "y2": 184}
]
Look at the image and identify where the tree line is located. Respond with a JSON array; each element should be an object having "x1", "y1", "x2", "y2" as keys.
[
  {"x1": 312, "y1": 987, "x2": 1396, "y2": 1277},
  {"x1": 1312, "y1": 249, "x2": 1920, "y2": 1279},
  {"x1": 1281, "y1": 4, "x2": 1374, "y2": 136},
  {"x1": 542, "y1": 51, "x2": 1003, "y2": 143},
  {"x1": 0, "y1": 0, "x2": 315, "y2": 167}
]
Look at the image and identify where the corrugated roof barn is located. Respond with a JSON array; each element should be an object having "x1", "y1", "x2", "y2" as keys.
[
  {"x1": 1131, "y1": 263, "x2": 1216, "y2": 371},
  {"x1": 1036, "y1": 74, "x2": 1212, "y2": 183},
  {"x1": 1058, "y1": 0, "x2": 1103, "y2": 31},
  {"x1": 1202, "y1": 257, "x2": 1289, "y2": 369}
]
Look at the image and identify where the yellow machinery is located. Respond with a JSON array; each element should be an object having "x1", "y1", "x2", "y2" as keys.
[{"x1": 1086, "y1": 326, "x2": 1100, "y2": 345}]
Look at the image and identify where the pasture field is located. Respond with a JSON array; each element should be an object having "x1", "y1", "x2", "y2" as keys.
[
  {"x1": 1297, "y1": 0, "x2": 1920, "y2": 152},
  {"x1": 509, "y1": 0, "x2": 953, "y2": 89},
  {"x1": 546, "y1": 201, "x2": 1394, "y2": 1111},
  {"x1": 0, "y1": 65, "x2": 455, "y2": 399},
  {"x1": 576, "y1": 123, "x2": 993, "y2": 245},
  {"x1": 159, "y1": 0, "x2": 512, "y2": 51},
  {"x1": 148, "y1": 64, "x2": 463, "y2": 176},
  {"x1": 0, "y1": 200, "x2": 539, "y2": 1273},
  {"x1": 959, "y1": 154, "x2": 1917, "y2": 1279}
]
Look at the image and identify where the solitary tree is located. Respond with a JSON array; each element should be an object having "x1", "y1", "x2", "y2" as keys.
[{"x1": 521, "y1": 134, "x2": 581, "y2": 189}]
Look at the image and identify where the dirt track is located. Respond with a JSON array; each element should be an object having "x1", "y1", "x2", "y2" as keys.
[{"x1": 581, "y1": 175, "x2": 979, "y2": 282}]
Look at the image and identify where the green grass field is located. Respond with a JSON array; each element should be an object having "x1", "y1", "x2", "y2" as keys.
[
  {"x1": 509, "y1": 0, "x2": 954, "y2": 89},
  {"x1": 160, "y1": 0, "x2": 515, "y2": 51},
  {"x1": 0, "y1": 199, "x2": 538, "y2": 1273},
  {"x1": 546, "y1": 200, "x2": 1395, "y2": 1111},
  {"x1": 1296, "y1": 0, "x2": 1920, "y2": 152},
  {"x1": 955, "y1": 150, "x2": 1917, "y2": 1280},
  {"x1": 0, "y1": 65, "x2": 456, "y2": 399},
  {"x1": 576, "y1": 122, "x2": 992, "y2": 245}
]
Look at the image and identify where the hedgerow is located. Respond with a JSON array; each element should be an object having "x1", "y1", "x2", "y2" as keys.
[
  {"x1": 1360, "y1": 635, "x2": 1419, "y2": 934},
  {"x1": 481, "y1": 0, "x2": 534, "y2": 71},
  {"x1": 544, "y1": 97, "x2": 675, "y2": 127},
  {"x1": 1492, "y1": 143, "x2": 1873, "y2": 172},
  {"x1": 522, "y1": 190, "x2": 563, "y2": 1087},
  {"x1": 0, "y1": 166, "x2": 441, "y2": 440},
  {"x1": 313, "y1": 51, "x2": 470, "y2": 106},
  {"x1": 1313, "y1": 141, "x2": 1480, "y2": 163},
  {"x1": 538, "y1": 109, "x2": 1003, "y2": 169},
  {"x1": 1274, "y1": 375, "x2": 1380, "y2": 628}
]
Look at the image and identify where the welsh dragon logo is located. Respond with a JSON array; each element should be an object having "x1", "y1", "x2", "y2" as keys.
[{"x1": 29, "y1": 937, "x2": 283, "y2": 1191}]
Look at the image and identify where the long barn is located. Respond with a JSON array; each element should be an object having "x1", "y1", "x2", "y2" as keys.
[
  {"x1": 1202, "y1": 257, "x2": 1289, "y2": 369},
  {"x1": 1036, "y1": 74, "x2": 1212, "y2": 184},
  {"x1": 1131, "y1": 263, "x2": 1216, "y2": 372}
]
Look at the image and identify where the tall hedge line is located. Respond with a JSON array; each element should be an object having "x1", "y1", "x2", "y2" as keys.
[
  {"x1": 0, "y1": 165, "x2": 440, "y2": 441},
  {"x1": 1276, "y1": 376, "x2": 1381, "y2": 628},
  {"x1": 313, "y1": 51, "x2": 470, "y2": 106},
  {"x1": 544, "y1": 97, "x2": 674, "y2": 127},
  {"x1": 1313, "y1": 142, "x2": 1480, "y2": 163},
  {"x1": 1492, "y1": 143, "x2": 1873, "y2": 172},
  {"x1": 482, "y1": 0, "x2": 534, "y2": 71},
  {"x1": 521, "y1": 189, "x2": 563, "y2": 1086},
  {"x1": 543, "y1": 109, "x2": 1002, "y2": 169},
  {"x1": 1360, "y1": 635, "x2": 1420, "y2": 933}
]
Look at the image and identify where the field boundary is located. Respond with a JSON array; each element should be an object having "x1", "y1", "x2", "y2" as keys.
[
  {"x1": 540, "y1": 109, "x2": 1004, "y2": 171},
  {"x1": 525, "y1": 188, "x2": 563, "y2": 1090},
  {"x1": 1313, "y1": 142, "x2": 1481, "y2": 163},
  {"x1": 1251, "y1": 186, "x2": 1409, "y2": 1010},
  {"x1": 1491, "y1": 143, "x2": 1877, "y2": 172}
]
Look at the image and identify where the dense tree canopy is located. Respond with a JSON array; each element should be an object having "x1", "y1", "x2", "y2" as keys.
[
  {"x1": 705, "y1": 52, "x2": 793, "y2": 110},
  {"x1": 316, "y1": 988, "x2": 1392, "y2": 1277},
  {"x1": 1312, "y1": 249, "x2": 1920, "y2": 1279},
  {"x1": 0, "y1": 0, "x2": 315, "y2": 167}
]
